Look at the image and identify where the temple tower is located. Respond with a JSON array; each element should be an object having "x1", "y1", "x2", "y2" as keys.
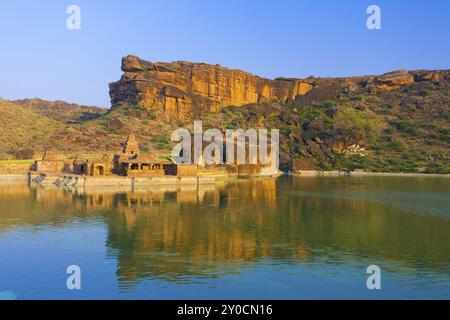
[{"x1": 123, "y1": 135, "x2": 140, "y2": 156}]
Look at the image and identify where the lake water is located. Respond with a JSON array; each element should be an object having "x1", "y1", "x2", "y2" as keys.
[{"x1": 0, "y1": 176, "x2": 449, "y2": 300}]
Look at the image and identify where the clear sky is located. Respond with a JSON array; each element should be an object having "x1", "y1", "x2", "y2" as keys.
[{"x1": 0, "y1": 0, "x2": 449, "y2": 107}]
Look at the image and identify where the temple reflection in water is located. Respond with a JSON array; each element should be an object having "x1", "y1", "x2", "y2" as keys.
[{"x1": 0, "y1": 177, "x2": 449, "y2": 287}]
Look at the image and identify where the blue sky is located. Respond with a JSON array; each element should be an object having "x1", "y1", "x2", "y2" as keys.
[{"x1": 0, "y1": 0, "x2": 449, "y2": 107}]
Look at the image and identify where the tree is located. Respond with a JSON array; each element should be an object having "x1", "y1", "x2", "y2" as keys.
[{"x1": 333, "y1": 108, "x2": 381, "y2": 146}]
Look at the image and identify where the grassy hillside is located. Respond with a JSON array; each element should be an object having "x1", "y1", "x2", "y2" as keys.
[
  {"x1": 0, "y1": 99, "x2": 64, "y2": 158},
  {"x1": 13, "y1": 98, "x2": 107, "y2": 124},
  {"x1": 0, "y1": 99, "x2": 175, "y2": 160}
]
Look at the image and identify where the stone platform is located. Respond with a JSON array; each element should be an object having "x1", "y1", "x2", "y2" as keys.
[{"x1": 28, "y1": 172, "x2": 231, "y2": 188}]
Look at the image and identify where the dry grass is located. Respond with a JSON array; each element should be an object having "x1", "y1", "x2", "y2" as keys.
[
  {"x1": 0, "y1": 99, "x2": 64, "y2": 154},
  {"x1": 0, "y1": 159, "x2": 34, "y2": 164}
]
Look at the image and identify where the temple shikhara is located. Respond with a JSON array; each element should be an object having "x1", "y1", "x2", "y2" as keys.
[{"x1": 113, "y1": 135, "x2": 165, "y2": 176}]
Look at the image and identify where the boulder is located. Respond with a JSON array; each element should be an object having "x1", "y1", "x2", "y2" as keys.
[
  {"x1": 374, "y1": 70, "x2": 414, "y2": 89},
  {"x1": 290, "y1": 158, "x2": 316, "y2": 172},
  {"x1": 262, "y1": 104, "x2": 282, "y2": 117},
  {"x1": 308, "y1": 118, "x2": 325, "y2": 131},
  {"x1": 129, "y1": 109, "x2": 148, "y2": 119},
  {"x1": 107, "y1": 118, "x2": 124, "y2": 130},
  {"x1": 415, "y1": 71, "x2": 441, "y2": 82},
  {"x1": 306, "y1": 140, "x2": 325, "y2": 158},
  {"x1": 302, "y1": 118, "x2": 325, "y2": 141},
  {"x1": 290, "y1": 127, "x2": 303, "y2": 141}
]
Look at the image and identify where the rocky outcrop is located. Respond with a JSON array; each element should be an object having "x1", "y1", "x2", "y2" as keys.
[
  {"x1": 373, "y1": 70, "x2": 415, "y2": 89},
  {"x1": 109, "y1": 55, "x2": 449, "y2": 124},
  {"x1": 109, "y1": 55, "x2": 314, "y2": 120},
  {"x1": 414, "y1": 70, "x2": 443, "y2": 82},
  {"x1": 289, "y1": 158, "x2": 316, "y2": 172}
]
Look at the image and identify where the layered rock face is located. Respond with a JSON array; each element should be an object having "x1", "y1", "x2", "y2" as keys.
[
  {"x1": 372, "y1": 70, "x2": 415, "y2": 89},
  {"x1": 109, "y1": 55, "x2": 314, "y2": 120},
  {"x1": 109, "y1": 55, "x2": 448, "y2": 123}
]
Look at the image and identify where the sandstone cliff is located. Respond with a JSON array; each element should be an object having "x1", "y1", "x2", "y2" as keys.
[
  {"x1": 109, "y1": 56, "x2": 448, "y2": 122},
  {"x1": 109, "y1": 55, "x2": 314, "y2": 120}
]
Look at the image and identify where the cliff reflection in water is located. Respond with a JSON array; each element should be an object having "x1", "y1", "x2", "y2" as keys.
[{"x1": 0, "y1": 176, "x2": 449, "y2": 285}]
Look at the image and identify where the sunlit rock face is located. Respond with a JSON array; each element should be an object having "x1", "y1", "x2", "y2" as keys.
[
  {"x1": 109, "y1": 55, "x2": 449, "y2": 125},
  {"x1": 109, "y1": 55, "x2": 314, "y2": 120},
  {"x1": 373, "y1": 70, "x2": 415, "y2": 89}
]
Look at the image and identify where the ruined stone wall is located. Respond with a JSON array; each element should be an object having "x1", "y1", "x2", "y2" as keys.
[
  {"x1": 35, "y1": 160, "x2": 66, "y2": 173},
  {"x1": 175, "y1": 164, "x2": 198, "y2": 177}
]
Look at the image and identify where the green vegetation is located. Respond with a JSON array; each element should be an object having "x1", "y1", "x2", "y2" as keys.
[
  {"x1": 425, "y1": 161, "x2": 449, "y2": 174},
  {"x1": 333, "y1": 108, "x2": 382, "y2": 145},
  {"x1": 390, "y1": 120, "x2": 420, "y2": 136},
  {"x1": 153, "y1": 134, "x2": 171, "y2": 150}
]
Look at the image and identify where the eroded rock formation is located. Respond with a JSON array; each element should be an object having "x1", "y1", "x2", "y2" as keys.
[
  {"x1": 109, "y1": 55, "x2": 448, "y2": 125},
  {"x1": 109, "y1": 55, "x2": 314, "y2": 120},
  {"x1": 373, "y1": 70, "x2": 415, "y2": 89}
]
